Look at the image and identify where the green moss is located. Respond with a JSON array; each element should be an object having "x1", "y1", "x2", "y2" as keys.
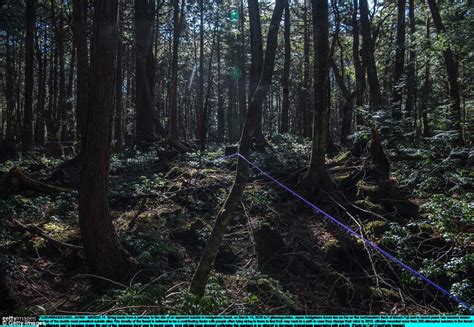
[
  {"x1": 365, "y1": 220, "x2": 388, "y2": 237},
  {"x1": 247, "y1": 275, "x2": 300, "y2": 313},
  {"x1": 369, "y1": 287, "x2": 401, "y2": 301},
  {"x1": 321, "y1": 239, "x2": 346, "y2": 258}
]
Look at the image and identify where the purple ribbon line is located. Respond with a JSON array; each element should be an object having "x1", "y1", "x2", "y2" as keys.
[{"x1": 216, "y1": 152, "x2": 472, "y2": 311}]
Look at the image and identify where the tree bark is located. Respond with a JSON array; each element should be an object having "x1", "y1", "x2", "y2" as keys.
[
  {"x1": 79, "y1": 0, "x2": 134, "y2": 282},
  {"x1": 22, "y1": 0, "x2": 37, "y2": 152},
  {"x1": 392, "y1": 0, "x2": 406, "y2": 120},
  {"x1": 426, "y1": 0, "x2": 462, "y2": 135},
  {"x1": 190, "y1": 0, "x2": 285, "y2": 297},
  {"x1": 404, "y1": 0, "x2": 416, "y2": 124},
  {"x1": 238, "y1": 0, "x2": 247, "y2": 133},
  {"x1": 34, "y1": 26, "x2": 46, "y2": 146},
  {"x1": 306, "y1": 0, "x2": 330, "y2": 190},
  {"x1": 72, "y1": 0, "x2": 89, "y2": 140},
  {"x1": 196, "y1": 0, "x2": 205, "y2": 143},
  {"x1": 115, "y1": 37, "x2": 124, "y2": 150},
  {"x1": 135, "y1": 0, "x2": 156, "y2": 143},
  {"x1": 280, "y1": 0, "x2": 290, "y2": 133},
  {"x1": 248, "y1": 0, "x2": 266, "y2": 146},
  {"x1": 168, "y1": 0, "x2": 182, "y2": 140},
  {"x1": 216, "y1": 11, "x2": 225, "y2": 142},
  {"x1": 352, "y1": 0, "x2": 366, "y2": 125},
  {"x1": 359, "y1": 0, "x2": 381, "y2": 110},
  {"x1": 420, "y1": 18, "x2": 432, "y2": 137}
]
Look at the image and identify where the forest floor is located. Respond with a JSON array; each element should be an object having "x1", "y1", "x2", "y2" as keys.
[{"x1": 0, "y1": 135, "x2": 472, "y2": 315}]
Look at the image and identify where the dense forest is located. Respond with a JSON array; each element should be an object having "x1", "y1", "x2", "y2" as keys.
[{"x1": 0, "y1": 0, "x2": 472, "y2": 316}]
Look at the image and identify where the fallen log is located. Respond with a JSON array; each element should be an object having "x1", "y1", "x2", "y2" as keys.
[
  {"x1": 0, "y1": 166, "x2": 70, "y2": 199},
  {"x1": 11, "y1": 219, "x2": 83, "y2": 250}
]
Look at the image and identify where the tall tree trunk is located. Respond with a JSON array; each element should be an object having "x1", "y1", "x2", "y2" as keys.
[
  {"x1": 426, "y1": 0, "x2": 462, "y2": 135},
  {"x1": 216, "y1": 12, "x2": 224, "y2": 143},
  {"x1": 79, "y1": 0, "x2": 134, "y2": 282},
  {"x1": 227, "y1": 78, "x2": 237, "y2": 142},
  {"x1": 352, "y1": 0, "x2": 365, "y2": 125},
  {"x1": 238, "y1": 0, "x2": 247, "y2": 133},
  {"x1": 306, "y1": 0, "x2": 330, "y2": 190},
  {"x1": 248, "y1": 0, "x2": 266, "y2": 146},
  {"x1": 190, "y1": 0, "x2": 285, "y2": 297},
  {"x1": 58, "y1": 16, "x2": 66, "y2": 145},
  {"x1": 404, "y1": 0, "x2": 416, "y2": 125},
  {"x1": 196, "y1": 0, "x2": 204, "y2": 143},
  {"x1": 72, "y1": 0, "x2": 89, "y2": 141},
  {"x1": 22, "y1": 0, "x2": 37, "y2": 152},
  {"x1": 62, "y1": 45, "x2": 75, "y2": 142},
  {"x1": 34, "y1": 29, "x2": 47, "y2": 146},
  {"x1": 168, "y1": 0, "x2": 183, "y2": 140},
  {"x1": 420, "y1": 18, "x2": 432, "y2": 137},
  {"x1": 302, "y1": 0, "x2": 311, "y2": 137},
  {"x1": 392, "y1": 0, "x2": 406, "y2": 120},
  {"x1": 199, "y1": 22, "x2": 218, "y2": 151},
  {"x1": 115, "y1": 38, "x2": 124, "y2": 150},
  {"x1": 4, "y1": 35, "x2": 16, "y2": 144},
  {"x1": 359, "y1": 0, "x2": 381, "y2": 110},
  {"x1": 46, "y1": 0, "x2": 63, "y2": 157},
  {"x1": 280, "y1": 0, "x2": 290, "y2": 133},
  {"x1": 135, "y1": 0, "x2": 156, "y2": 143}
]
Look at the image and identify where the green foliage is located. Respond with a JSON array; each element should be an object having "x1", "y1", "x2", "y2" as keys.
[
  {"x1": 421, "y1": 194, "x2": 473, "y2": 233},
  {"x1": 177, "y1": 277, "x2": 230, "y2": 314},
  {"x1": 246, "y1": 273, "x2": 299, "y2": 313},
  {"x1": 243, "y1": 188, "x2": 273, "y2": 212}
]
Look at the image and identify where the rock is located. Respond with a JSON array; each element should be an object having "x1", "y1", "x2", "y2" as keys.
[{"x1": 254, "y1": 224, "x2": 287, "y2": 274}]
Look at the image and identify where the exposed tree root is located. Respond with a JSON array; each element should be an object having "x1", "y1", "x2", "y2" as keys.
[{"x1": 0, "y1": 166, "x2": 70, "y2": 199}]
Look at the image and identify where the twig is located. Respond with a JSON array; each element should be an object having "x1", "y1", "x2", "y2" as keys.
[{"x1": 73, "y1": 273, "x2": 128, "y2": 289}]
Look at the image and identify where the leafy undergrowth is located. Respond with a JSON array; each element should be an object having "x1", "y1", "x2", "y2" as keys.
[{"x1": 0, "y1": 136, "x2": 472, "y2": 315}]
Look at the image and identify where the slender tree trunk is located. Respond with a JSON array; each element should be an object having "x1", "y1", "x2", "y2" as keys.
[
  {"x1": 302, "y1": 1, "x2": 311, "y2": 137},
  {"x1": 79, "y1": 0, "x2": 134, "y2": 282},
  {"x1": 168, "y1": 0, "x2": 184, "y2": 140},
  {"x1": 72, "y1": 0, "x2": 88, "y2": 141},
  {"x1": 392, "y1": 0, "x2": 406, "y2": 120},
  {"x1": 359, "y1": 0, "x2": 381, "y2": 110},
  {"x1": 62, "y1": 45, "x2": 75, "y2": 142},
  {"x1": 420, "y1": 18, "x2": 432, "y2": 137},
  {"x1": 352, "y1": 0, "x2": 365, "y2": 125},
  {"x1": 196, "y1": 0, "x2": 204, "y2": 143},
  {"x1": 306, "y1": 0, "x2": 330, "y2": 190},
  {"x1": 5, "y1": 35, "x2": 16, "y2": 144},
  {"x1": 238, "y1": 0, "x2": 247, "y2": 133},
  {"x1": 22, "y1": 0, "x2": 37, "y2": 152},
  {"x1": 46, "y1": 0, "x2": 63, "y2": 157},
  {"x1": 248, "y1": 0, "x2": 266, "y2": 146},
  {"x1": 135, "y1": 0, "x2": 156, "y2": 143},
  {"x1": 199, "y1": 22, "x2": 218, "y2": 151},
  {"x1": 404, "y1": 0, "x2": 416, "y2": 125},
  {"x1": 34, "y1": 30, "x2": 46, "y2": 146},
  {"x1": 426, "y1": 0, "x2": 462, "y2": 135},
  {"x1": 190, "y1": 0, "x2": 285, "y2": 297},
  {"x1": 216, "y1": 12, "x2": 224, "y2": 143},
  {"x1": 115, "y1": 39, "x2": 124, "y2": 150},
  {"x1": 280, "y1": 0, "x2": 290, "y2": 133},
  {"x1": 227, "y1": 78, "x2": 237, "y2": 142},
  {"x1": 58, "y1": 16, "x2": 66, "y2": 145}
]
